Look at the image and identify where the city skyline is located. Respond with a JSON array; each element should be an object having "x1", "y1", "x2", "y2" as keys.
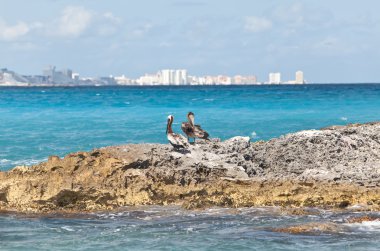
[
  {"x1": 1, "y1": 1, "x2": 380, "y2": 82},
  {"x1": 0, "y1": 66, "x2": 305, "y2": 86}
]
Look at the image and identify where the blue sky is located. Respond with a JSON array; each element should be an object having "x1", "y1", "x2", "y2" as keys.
[{"x1": 1, "y1": 0, "x2": 379, "y2": 82}]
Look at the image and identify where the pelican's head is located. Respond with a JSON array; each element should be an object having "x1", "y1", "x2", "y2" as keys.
[
  {"x1": 166, "y1": 115, "x2": 173, "y2": 134},
  {"x1": 187, "y1": 112, "x2": 195, "y2": 126}
]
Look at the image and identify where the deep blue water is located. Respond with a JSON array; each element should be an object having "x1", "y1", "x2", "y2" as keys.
[
  {"x1": 2, "y1": 84, "x2": 380, "y2": 250},
  {"x1": 1, "y1": 84, "x2": 380, "y2": 170}
]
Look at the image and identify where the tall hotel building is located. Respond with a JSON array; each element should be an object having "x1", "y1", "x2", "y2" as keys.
[
  {"x1": 269, "y1": 72, "x2": 281, "y2": 84},
  {"x1": 160, "y1": 69, "x2": 188, "y2": 85},
  {"x1": 295, "y1": 71, "x2": 304, "y2": 84}
]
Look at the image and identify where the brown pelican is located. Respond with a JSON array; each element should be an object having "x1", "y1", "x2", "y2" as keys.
[
  {"x1": 181, "y1": 112, "x2": 209, "y2": 143},
  {"x1": 166, "y1": 115, "x2": 189, "y2": 149}
]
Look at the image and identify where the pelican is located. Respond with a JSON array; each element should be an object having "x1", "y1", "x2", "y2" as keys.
[
  {"x1": 166, "y1": 115, "x2": 189, "y2": 149},
  {"x1": 181, "y1": 112, "x2": 209, "y2": 143}
]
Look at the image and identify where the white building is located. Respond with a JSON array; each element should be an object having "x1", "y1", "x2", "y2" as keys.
[
  {"x1": 174, "y1": 69, "x2": 188, "y2": 85},
  {"x1": 159, "y1": 69, "x2": 188, "y2": 85},
  {"x1": 269, "y1": 72, "x2": 281, "y2": 84},
  {"x1": 295, "y1": 71, "x2": 304, "y2": 84},
  {"x1": 136, "y1": 74, "x2": 159, "y2": 85},
  {"x1": 233, "y1": 75, "x2": 257, "y2": 84},
  {"x1": 217, "y1": 75, "x2": 232, "y2": 85},
  {"x1": 160, "y1": 69, "x2": 172, "y2": 85},
  {"x1": 72, "y1": 73, "x2": 80, "y2": 81}
]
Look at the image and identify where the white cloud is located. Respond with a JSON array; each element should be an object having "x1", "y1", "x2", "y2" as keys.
[
  {"x1": 131, "y1": 23, "x2": 153, "y2": 37},
  {"x1": 56, "y1": 6, "x2": 93, "y2": 37},
  {"x1": 97, "y1": 12, "x2": 122, "y2": 36},
  {"x1": 0, "y1": 20, "x2": 29, "y2": 40},
  {"x1": 273, "y1": 3, "x2": 304, "y2": 26},
  {"x1": 10, "y1": 41, "x2": 39, "y2": 51},
  {"x1": 244, "y1": 16, "x2": 272, "y2": 33},
  {"x1": 159, "y1": 41, "x2": 173, "y2": 48},
  {"x1": 103, "y1": 12, "x2": 122, "y2": 24},
  {"x1": 0, "y1": 7, "x2": 121, "y2": 40},
  {"x1": 316, "y1": 37, "x2": 338, "y2": 48}
]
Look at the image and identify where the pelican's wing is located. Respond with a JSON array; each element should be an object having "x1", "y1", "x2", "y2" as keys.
[
  {"x1": 168, "y1": 133, "x2": 189, "y2": 148},
  {"x1": 175, "y1": 133, "x2": 189, "y2": 147},
  {"x1": 194, "y1": 124, "x2": 209, "y2": 139},
  {"x1": 181, "y1": 122, "x2": 195, "y2": 138}
]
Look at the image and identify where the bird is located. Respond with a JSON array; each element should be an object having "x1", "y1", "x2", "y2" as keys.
[
  {"x1": 166, "y1": 115, "x2": 189, "y2": 150},
  {"x1": 181, "y1": 112, "x2": 209, "y2": 143}
]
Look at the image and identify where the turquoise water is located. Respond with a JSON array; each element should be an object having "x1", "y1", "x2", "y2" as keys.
[
  {"x1": 1, "y1": 207, "x2": 380, "y2": 251},
  {"x1": 1, "y1": 84, "x2": 380, "y2": 170},
  {"x1": 1, "y1": 84, "x2": 380, "y2": 250}
]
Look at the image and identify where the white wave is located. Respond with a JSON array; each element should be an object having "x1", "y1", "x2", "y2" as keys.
[
  {"x1": 251, "y1": 131, "x2": 258, "y2": 139},
  {"x1": 340, "y1": 117, "x2": 348, "y2": 121},
  {"x1": 0, "y1": 159, "x2": 11, "y2": 164},
  {"x1": 186, "y1": 227, "x2": 194, "y2": 233},
  {"x1": 96, "y1": 93, "x2": 100, "y2": 96},
  {"x1": 124, "y1": 102, "x2": 130, "y2": 105},
  {"x1": 61, "y1": 226, "x2": 75, "y2": 232},
  {"x1": 204, "y1": 98, "x2": 214, "y2": 101},
  {"x1": 345, "y1": 220, "x2": 380, "y2": 232},
  {"x1": 0, "y1": 158, "x2": 47, "y2": 167}
]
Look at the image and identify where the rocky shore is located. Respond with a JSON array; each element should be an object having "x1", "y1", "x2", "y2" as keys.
[{"x1": 1, "y1": 122, "x2": 380, "y2": 213}]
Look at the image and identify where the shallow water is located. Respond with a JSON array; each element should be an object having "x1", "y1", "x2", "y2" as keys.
[
  {"x1": 1, "y1": 84, "x2": 380, "y2": 170},
  {"x1": 1, "y1": 206, "x2": 380, "y2": 251},
  {"x1": 2, "y1": 84, "x2": 380, "y2": 250}
]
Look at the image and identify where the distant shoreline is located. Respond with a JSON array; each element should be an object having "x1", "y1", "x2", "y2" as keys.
[{"x1": 1, "y1": 83, "x2": 380, "y2": 88}]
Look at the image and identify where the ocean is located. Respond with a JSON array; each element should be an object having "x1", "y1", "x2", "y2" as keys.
[
  {"x1": 1, "y1": 84, "x2": 380, "y2": 171},
  {"x1": 1, "y1": 84, "x2": 380, "y2": 250},
  {"x1": 1, "y1": 207, "x2": 380, "y2": 251}
]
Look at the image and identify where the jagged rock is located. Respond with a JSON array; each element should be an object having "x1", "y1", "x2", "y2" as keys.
[{"x1": 1, "y1": 122, "x2": 380, "y2": 213}]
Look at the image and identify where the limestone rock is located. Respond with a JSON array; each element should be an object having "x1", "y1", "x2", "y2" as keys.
[{"x1": 1, "y1": 122, "x2": 380, "y2": 213}]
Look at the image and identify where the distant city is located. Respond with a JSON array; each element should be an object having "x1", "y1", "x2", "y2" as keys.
[{"x1": 0, "y1": 66, "x2": 305, "y2": 86}]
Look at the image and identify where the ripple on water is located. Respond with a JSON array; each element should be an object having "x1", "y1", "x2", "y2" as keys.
[{"x1": 1, "y1": 207, "x2": 380, "y2": 250}]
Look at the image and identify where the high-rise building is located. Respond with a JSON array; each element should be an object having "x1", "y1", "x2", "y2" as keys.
[
  {"x1": 62, "y1": 69, "x2": 73, "y2": 79},
  {"x1": 295, "y1": 71, "x2": 304, "y2": 84},
  {"x1": 43, "y1": 65, "x2": 56, "y2": 79},
  {"x1": 161, "y1": 69, "x2": 172, "y2": 85},
  {"x1": 174, "y1": 69, "x2": 188, "y2": 85},
  {"x1": 269, "y1": 72, "x2": 281, "y2": 84},
  {"x1": 160, "y1": 69, "x2": 188, "y2": 85}
]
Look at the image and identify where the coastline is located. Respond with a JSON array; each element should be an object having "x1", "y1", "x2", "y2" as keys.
[
  {"x1": 1, "y1": 122, "x2": 380, "y2": 213},
  {"x1": 1, "y1": 83, "x2": 380, "y2": 87}
]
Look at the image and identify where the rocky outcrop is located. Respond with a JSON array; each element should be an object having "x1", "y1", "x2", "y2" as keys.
[
  {"x1": 273, "y1": 215, "x2": 380, "y2": 234},
  {"x1": 1, "y1": 122, "x2": 380, "y2": 213}
]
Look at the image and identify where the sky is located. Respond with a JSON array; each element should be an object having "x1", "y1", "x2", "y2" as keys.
[{"x1": 1, "y1": 0, "x2": 380, "y2": 83}]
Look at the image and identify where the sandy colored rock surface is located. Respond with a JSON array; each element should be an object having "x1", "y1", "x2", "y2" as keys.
[
  {"x1": 273, "y1": 215, "x2": 380, "y2": 234},
  {"x1": 1, "y1": 122, "x2": 380, "y2": 213}
]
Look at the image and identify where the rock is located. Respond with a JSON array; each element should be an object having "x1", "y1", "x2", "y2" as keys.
[
  {"x1": 273, "y1": 222, "x2": 342, "y2": 234},
  {"x1": 346, "y1": 215, "x2": 380, "y2": 223},
  {"x1": 224, "y1": 136, "x2": 251, "y2": 151},
  {"x1": 1, "y1": 122, "x2": 380, "y2": 213}
]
